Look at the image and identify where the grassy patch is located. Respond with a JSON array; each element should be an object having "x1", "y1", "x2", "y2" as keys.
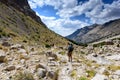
[
  {"x1": 70, "y1": 70, "x2": 77, "y2": 78},
  {"x1": 80, "y1": 51, "x2": 85, "y2": 54},
  {"x1": 78, "y1": 76, "x2": 89, "y2": 80},
  {"x1": 86, "y1": 70, "x2": 96, "y2": 78},
  {"x1": 108, "y1": 65, "x2": 120, "y2": 71},
  {"x1": 45, "y1": 44, "x2": 51, "y2": 48},
  {"x1": 93, "y1": 41, "x2": 114, "y2": 47},
  {"x1": 59, "y1": 51, "x2": 65, "y2": 55},
  {"x1": 103, "y1": 70, "x2": 110, "y2": 76},
  {"x1": 12, "y1": 71, "x2": 34, "y2": 80}
]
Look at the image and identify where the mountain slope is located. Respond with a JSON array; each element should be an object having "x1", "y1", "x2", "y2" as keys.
[
  {"x1": 67, "y1": 19, "x2": 120, "y2": 43},
  {"x1": 0, "y1": 0, "x2": 68, "y2": 46}
]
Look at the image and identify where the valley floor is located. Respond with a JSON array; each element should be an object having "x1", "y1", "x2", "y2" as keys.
[{"x1": 0, "y1": 38, "x2": 120, "y2": 80}]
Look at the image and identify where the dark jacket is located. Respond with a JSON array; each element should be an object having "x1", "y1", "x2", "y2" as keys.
[{"x1": 68, "y1": 44, "x2": 74, "y2": 52}]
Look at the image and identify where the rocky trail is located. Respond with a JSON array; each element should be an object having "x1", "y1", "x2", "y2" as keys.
[{"x1": 0, "y1": 39, "x2": 120, "y2": 80}]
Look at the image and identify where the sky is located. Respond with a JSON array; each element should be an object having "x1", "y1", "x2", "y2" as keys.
[{"x1": 28, "y1": 0, "x2": 120, "y2": 36}]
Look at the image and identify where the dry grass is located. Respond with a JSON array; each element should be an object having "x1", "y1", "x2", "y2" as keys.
[
  {"x1": 0, "y1": 2, "x2": 68, "y2": 46},
  {"x1": 107, "y1": 65, "x2": 120, "y2": 71},
  {"x1": 12, "y1": 71, "x2": 34, "y2": 80},
  {"x1": 86, "y1": 70, "x2": 96, "y2": 78},
  {"x1": 77, "y1": 76, "x2": 89, "y2": 80},
  {"x1": 70, "y1": 70, "x2": 77, "y2": 78}
]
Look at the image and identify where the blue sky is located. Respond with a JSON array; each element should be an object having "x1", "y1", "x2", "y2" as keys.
[{"x1": 28, "y1": 0, "x2": 120, "y2": 36}]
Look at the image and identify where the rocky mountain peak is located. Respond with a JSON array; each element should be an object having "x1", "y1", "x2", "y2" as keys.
[{"x1": 67, "y1": 19, "x2": 120, "y2": 43}]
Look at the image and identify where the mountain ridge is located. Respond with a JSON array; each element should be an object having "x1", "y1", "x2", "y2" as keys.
[{"x1": 67, "y1": 18, "x2": 120, "y2": 43}]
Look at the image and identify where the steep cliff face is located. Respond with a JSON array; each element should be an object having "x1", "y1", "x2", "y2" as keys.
[
  {"x1": 0, "y1": 0, "x2": 43, "y2": 24},
  {"x1": 67, "y1": 19, "x2": 120, "y2": 43},
  {"x1": 0, "y1": 0, "x2": 68, "y2": 45}
]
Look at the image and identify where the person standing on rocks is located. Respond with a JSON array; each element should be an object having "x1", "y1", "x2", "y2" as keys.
[{"x1": 67, "y1": 43, "x2": 74, "y2": 62}]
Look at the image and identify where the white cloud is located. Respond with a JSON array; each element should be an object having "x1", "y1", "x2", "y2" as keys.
[
  {"x1": 28, "y1": 0, "x2": 45, "y2": 8},
  {"x1": 28, "y1": 0, "x2": 120, "y2": 22},
  {"x1": 28, "y1": 0, "x2": 120, "y2": 36},
  {"x1": 56, "y1": 0, "x2": 120, "y2": 23},
  {"x1": 85, "y1": 0, "x2": 120, "y2": 23},
  {"x1": 56, "y1": 0, "x2": 103, "y2": 18},
  {"x1": 39, "y1": 15, "x2": 88, "y2": 36}
]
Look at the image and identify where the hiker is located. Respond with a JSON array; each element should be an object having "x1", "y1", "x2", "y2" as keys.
[{"x1": 67, "y1": 43, "x2": 74, "y2": 62}]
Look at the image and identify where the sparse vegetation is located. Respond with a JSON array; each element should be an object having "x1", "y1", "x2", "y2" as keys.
[
  {"x1": 86, "y1": 70, "x2": 96, "y2": 78},
  {"x1": 0, "y1": 1, "x2": 68, "y2": 46},
  {"x1": 107, "y1": 65, "x2": 120, "y2": 71},
  {"x1": 103, "y1": 70, "x2": 110, "y2": 76},
  {"x1": 117, "y1": 44, "x2": 119, "y2": 47},
  {"x1": 0, "y1": 28, "x2": 10, "y2": 38},
  {"x1": 67, "y1": 39, "x2": 88, "y2": 47},
  {"x1": 78, "y1": 76, "x2": 89, "y2": 80},
  {"x1": 45, "y1": 44, "x2": 51, "y2": 48},
  {"x1": 80, "y1": 51, "x2": 85, "y2": 54},
  {"x1": 59, "y1": 51, "x2": 65, "y2": 55},
  {"x1": 12, "y1": 71, "x2": 34, "y2": 80},
  {"x1": 93, "y1": 41, "x2": 114, "y2": 47},
  {"x1": 70, "y1": 70, "x2": 77, "y2": 77}
]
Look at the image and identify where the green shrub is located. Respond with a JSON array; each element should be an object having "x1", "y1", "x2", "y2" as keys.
[
  {"x1": 59, "y1": 51, "x2": 65, "y2": 55},
  {"x1": 78, "y1": 77, "x2": 88, "y2": 80},
  {"x1": 86, "y1": 70, "x2": 96, "y2": 78},
  {"x1": 80, "y1": 51, "x2": 85, "y2": 54},
  {"x1": 93, "y1": 41, "x2": 114, "y2": 47},
  {"x1": 70, "y1": 70, "x2": 77, "y2": 77},
  {"x1": 23, "y1": 40, "x2": 27, "y2": 43},
  {"x1": 67, "y1": 39, "x2": 88, "y2": 47},
  {"x1": 93, "y1": 42, "x2": 106, "y2": 47},
  {"x1": 12, "y1": 71, "x2": 34, "y2": 80},
  {"x1": 103, "y1": 70, "x2": 110, "y2": 76},
  {"x1": 45, "y1": 44, "x2": 51, "y2": 48},
  {"x1": 117, "y1": 44, "x2": 119, "y2": 47}
]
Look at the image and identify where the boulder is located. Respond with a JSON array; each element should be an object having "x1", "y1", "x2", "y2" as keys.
[
  {"x1": 0, "y1": 50, "x2": 6, "y2": 62},
  {"x1": 5, "y1": 65, "x2": 15, "y2": 71},
  {"x1": 47, "y1": 61, "x2": 59, "y2": 66},
  {"x1": 19, "y1": 54, "x2": 29, "y2": 60},
  {"x1": 45, "y1": 52, "x2": 58, "y2": 60},
  {"x1": 18, "y1": 49, "x2": 26, "y2": 53},
  {"x1": 114, "y1": 70, "x2": 120, "y2": 75},
  {"x1": 46, "y1": 71, "x2": 58, "y2": 80},
  {"x1": 93, "y1": 54, "x2": 98, "y2": 57},
  {"x1": 37, "y1": 68, "x2": 47, "y2": 78},
  {"x1": 91, "y1": 74, "x2": 108, "y2": 80},
  {"x1": 20, "y1": 59, "x2": 25, "y2": 64},
  {"x1": 10, "y1": 44, "x2": 23, "y2": 50},
  {"x1": 2, "y1": 41, "x2": 11, "y2": 47},
  {"x1": 35, "y1": 64, "x2": 47, "y2": 71}
]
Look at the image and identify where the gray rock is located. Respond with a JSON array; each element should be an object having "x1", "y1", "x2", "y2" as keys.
[
  {"x1": 2, "y1": 41, "x2": 11, "y2": 47},
  {"x1": 35, "y1": 64, "x2": 47, "y2": 71},
  {"x1": 10, "y1": 44, "x2": 22, "y2": 50},
  {"x1": 37, "y1": 68, "x2": 47, "y2": 78},
  {"x1": 18, "y1": 49, "x2": 26, "y2": 53},
  {"x1": 114, "y1": 70, "x2": 120, "y2": 75},
  {"x1": 0, "y1": 50, "x2": 6, "y2": 62},
  {"x1": 46, "y1": 71, "x2": 58, "y2": 80},
  {"x1": 47, "y1": 61, "x2": 59, "y2": 66},
  {"x1": 91, "y1": 74, "x2": 108, "y2": 80},
  {"x1": 106, "y1": 54, "x2": 120, "y2": 60},
  {"x1": 45, "y1": 51, "x2": 58, "y2": 60},
  {"x1": 5, "y1": 65, "x2": 15, "y2": 71}
]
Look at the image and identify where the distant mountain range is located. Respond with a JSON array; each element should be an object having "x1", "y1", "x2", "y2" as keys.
[
  {"x1": 66, "y1": 19, "x2": 120, "y2": 43},
  {"x1": 0, "y1": 0, "x2": 68, "y2": 45}
]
